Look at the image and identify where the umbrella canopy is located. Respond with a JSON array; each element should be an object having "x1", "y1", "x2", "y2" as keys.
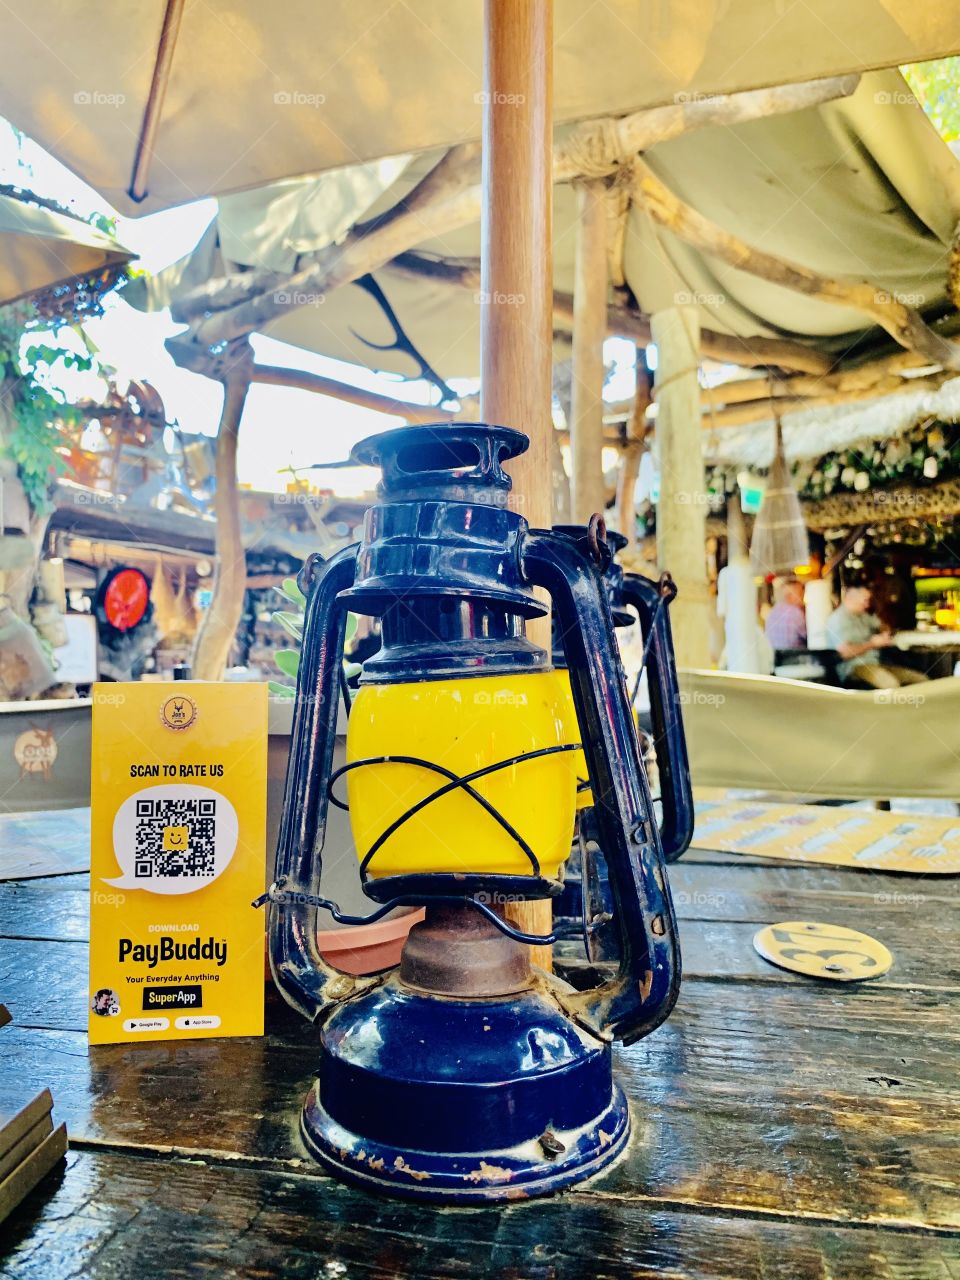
[
  {"x1": 0, "y1": 193, "x2": 133, "y2": 306},
  {"x1": 128, "y1": 72, "x2": 960, "y2": 380},
  {"x1": 1, "y1": 1, "x2": 959, "y2": 215}
]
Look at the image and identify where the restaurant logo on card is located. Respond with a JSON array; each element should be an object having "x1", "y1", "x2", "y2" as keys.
[
  {"x1": 14, "y1": 727, "x2": 58, "y2": 780},
  {"x1": 160, "y1": 694, "x2": 198, "y2": 732}
]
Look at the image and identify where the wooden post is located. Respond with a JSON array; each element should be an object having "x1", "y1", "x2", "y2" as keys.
[
  {"x1": 570, "y1": 179, "x2": 608, "y2": 524},
  {"x1": 479, "y1": 0, "x2": 553, "y2": 958},
  {"x1": 616, "y1": 350, "x2": 652, "y2": 547},
  {"x1": 192, "y1": 341, "x2": 253, "y2": 681},
  {"x1": 652, "y1": 307, "x2": 712, "y2": 669}
]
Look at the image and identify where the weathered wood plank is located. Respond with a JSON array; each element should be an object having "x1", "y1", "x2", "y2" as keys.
[
  {"x1": 3, "y1": 1147, "x2": 960, "y2": 1280},
  {"x1": 0, "y1": 1126, "x2": 67, "y2": 1229},
  {"x1": 0, "y1": 879, "x2": 90, "y2": 944},
  {"x1": 682, "y1": 918, "x2": 960, "y2": 989},
  {"x1": 669, "y1": 860, "x2": 958, "y2": 923},
  {"x1": 5, "y1": 862, "x2": 953, "y2": 943},
  {"x1": 0, "y1": 810, "x2": 89, "y2": 882},
  {"x1": 3, "y1": 876, "x2": 953, "y2": 1043},
  {"x1": 1, "y1": 880, "x2": 952, "y2": 966},
  {"x1": 3, "y1": 862, "x2": 960, "y2": 1246},
  {"x1": 2, "y1": 968, "x2": 960, "y2": 1230}
]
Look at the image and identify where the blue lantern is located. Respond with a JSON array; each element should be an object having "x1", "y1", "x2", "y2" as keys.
[{"x1": 263, "y1": 423, "x2": 690, "y2": 1202}]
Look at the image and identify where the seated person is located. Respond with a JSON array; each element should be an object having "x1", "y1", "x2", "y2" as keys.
[
  {"x1": 825, "y1": 585, "x2": 927, "y2": 690},
  {"x1": 765, "y1": 577, "x2": 807, "y2": 650}
]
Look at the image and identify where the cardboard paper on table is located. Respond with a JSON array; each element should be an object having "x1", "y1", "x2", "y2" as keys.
[{"x1": 88, "y1": 682, "x2": 267, "y2": 1045}]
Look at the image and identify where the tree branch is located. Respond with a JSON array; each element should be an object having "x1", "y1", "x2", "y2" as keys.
[
  {"x1": 553, "y1": 74, "x2": 859, "y2": 181},
  {"x1": 632, "y1": 157, "x2": 960, "y2": 371},
  {"x1": 250, "y1": 363, "x2": 454, "y2": 423},
  {"x1": 191, "y1": 339, "x2": 253, "y2": 682},
  {"x1": 176, "y1": 77, "x2": 859, "y2": 353}
]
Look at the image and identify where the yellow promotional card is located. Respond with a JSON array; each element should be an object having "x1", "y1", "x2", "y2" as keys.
[{"x1": 89, "y1": 682, "x2": 267, "y2": 1045}]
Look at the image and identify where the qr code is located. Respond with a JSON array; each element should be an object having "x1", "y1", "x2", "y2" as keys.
[{"x1": 134, "y1": 798, "x2": 216, "y2": 878}]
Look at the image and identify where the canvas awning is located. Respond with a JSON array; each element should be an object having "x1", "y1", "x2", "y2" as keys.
[
  {"x1": 2, "y1": 2, "x2": 959, "y2": 215},
  {"x1": 0, "y1": 193, "x2": 132, "y2": 305},
  {"x1": 129, "y1": 72, "x2": 960, "y2": 384}
]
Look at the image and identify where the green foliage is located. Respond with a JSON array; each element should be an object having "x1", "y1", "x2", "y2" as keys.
[
  {"x1": 274, "y1": 648, "x2": 301, "y2": 679},
  {"x1": 279, "y1": 576, "x2": 306, "y2": 607},
  {"x1": 0, "y1": 307, "x2": 88, "y2": 515},
  {"x1": 273, "y1": 610, "x2": 304, "y2": 643},
  {"x1": 903, "y1": 58, "x2": 960, "y2": 142},
  {"x1": 270, "y1": 576, "x2": 359, "y2": 694}
]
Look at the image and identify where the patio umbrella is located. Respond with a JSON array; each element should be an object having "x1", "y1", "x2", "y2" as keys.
[
  {"x1": 0, "y1": 192, "x2": 132, "y2": 306},
  {"x1": 0, "y1": 1, "x2": 958, "y2": 215}
]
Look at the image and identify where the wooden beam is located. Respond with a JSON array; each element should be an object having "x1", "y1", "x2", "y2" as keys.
[
  {"x1": 595, "y1": 296, "x2": 833, "y2": 375},
  {"x1": 129, "y1": 0, "x2": 186, "y2": 203},
  {"x1": 250, "y1": 364, "x2": 454, "y2": 424},
  {"x1": 703, "y1": 371, "x2": 952, "y2": 428},
  {"x1": 553, "y1": 76, "x2": 859, "y2": 182},
  {"x1": 570, "y1": 180, "x2": 609, "y2": 523},
  {"x1": 632, "y1": 157, "x2": 960, "y2": 371},
  {"x1": 698, "y1": 349, "x2": 937, "y2": 407},
  {"x1": 191, "y1": 146, "x2": 484, "y2": 344},
  {"x1": 480, "y1": 0, "x2": 553, "y2": 548},
  {"x1": 391, "y1": 252, "x2": 833, "y2": 375},
  {"x1": 615, "y1": 354, "x2": 652, "y2": 548}
]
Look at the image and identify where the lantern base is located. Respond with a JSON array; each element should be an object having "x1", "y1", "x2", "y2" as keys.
[{"x1": 299, "y1": 977, "x2": 631, "y2": 1203}]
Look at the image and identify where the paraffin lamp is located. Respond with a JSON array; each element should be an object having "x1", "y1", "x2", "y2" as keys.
[
  {"x1": 265, "y1": 424, "x2": 687, "y2": 1202},
  {"x1": 551, "y1": 526, "x2": 694, "y2": 960}
]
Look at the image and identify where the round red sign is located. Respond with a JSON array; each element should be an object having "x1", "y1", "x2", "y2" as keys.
[{"x1": 101, "y1": 567, "x2": 150, "y2": 632}]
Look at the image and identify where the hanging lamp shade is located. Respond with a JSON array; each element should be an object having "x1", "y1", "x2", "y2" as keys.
[{"x1": 750, "y1": 420, "x2": 810, "y2": 576}]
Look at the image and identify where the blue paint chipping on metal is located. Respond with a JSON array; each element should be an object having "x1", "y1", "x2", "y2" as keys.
[{"x1": 267, "y1": 422, "x2": 691, "y2": 1201}]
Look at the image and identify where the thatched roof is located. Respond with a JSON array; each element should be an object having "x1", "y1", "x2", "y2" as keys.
[{"x1": 704, "y1": 375, "x2": 960, "y2": 468}]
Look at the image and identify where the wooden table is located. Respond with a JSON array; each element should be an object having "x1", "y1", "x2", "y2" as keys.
[{"x1": 1, "y1": 840, "x2": 959, "y2": 1278}]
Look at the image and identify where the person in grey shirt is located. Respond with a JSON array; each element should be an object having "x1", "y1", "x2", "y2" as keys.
[{"x1": 825, "y1": 585, "x2": 927, "y2": 689}]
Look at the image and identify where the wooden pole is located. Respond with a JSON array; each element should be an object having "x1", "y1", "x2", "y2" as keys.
[
  {"x1": 615, "y1": 352, "x2": 652, "y2": 547},
  {"x1": 479, "y1": 0, "x2": 553, "y2": 959},
  {"x1": 192, "y1": 341, "x2": 253, "y2": 681},
  {"x1": 652, "y1": 307, "x2": 712, "y2": 669},
  {"x1": 570, "y1": 179, "x2": 609, "y2": 524}
]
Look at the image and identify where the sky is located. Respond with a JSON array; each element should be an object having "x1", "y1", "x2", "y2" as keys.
[{"x1": 1, "y1": 118, "x2": 638, "y2": 496}]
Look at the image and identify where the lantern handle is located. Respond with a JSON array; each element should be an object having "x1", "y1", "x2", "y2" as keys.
[
  {"x1": 521, "y1": 529, "x2": 681, "y2": 1045},
  {"x1": 269, "y1": 545, "x2": 379, "y2": 1022},
  {"x1": 621, "y1": 572, "x2": 694, "y2": 863}
]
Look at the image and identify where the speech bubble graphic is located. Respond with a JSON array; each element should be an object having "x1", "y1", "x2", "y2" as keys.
[{"x1": 107, "y1": 784, "x2": 239, "y2": 895}]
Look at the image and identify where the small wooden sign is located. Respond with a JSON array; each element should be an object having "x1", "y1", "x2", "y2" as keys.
[{"x1": 0, "y1": 1089, "x2": 67, "y2": 1225}]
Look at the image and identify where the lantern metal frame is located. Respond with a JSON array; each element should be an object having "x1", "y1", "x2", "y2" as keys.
[{"x1": 263, "y1": 423, "x2": 688, "y2": 1201}]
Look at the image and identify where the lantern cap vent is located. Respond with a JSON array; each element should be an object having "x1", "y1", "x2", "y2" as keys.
[{"x1": 352, "y1": 423, "x2": 527, "y2": 503}]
